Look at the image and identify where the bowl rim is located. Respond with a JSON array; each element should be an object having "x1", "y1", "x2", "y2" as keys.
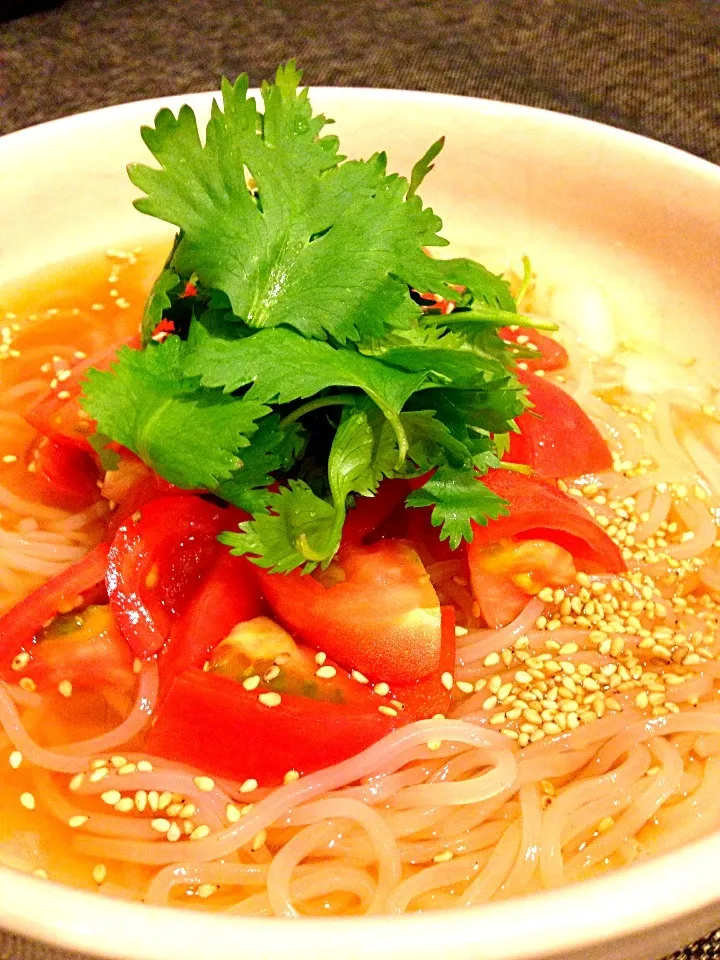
[{"x1": 2, "y1": 86, "x2": 720, "y2": 960}]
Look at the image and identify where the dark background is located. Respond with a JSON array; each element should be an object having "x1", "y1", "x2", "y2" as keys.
[
  {"x1": 1, "y1": 0, "x2": 719, "y2": 166},
  {"x1": 1, "y1": 1, "x2": 720, "y2": 958}
]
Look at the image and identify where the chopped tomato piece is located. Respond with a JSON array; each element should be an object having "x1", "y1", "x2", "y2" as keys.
[
  {"x1": 24, "y1": 335, "x2": 140, "y2": 452},
  {"x1": 256, "y1": 539, "x2": 442, "y2": 684},
  {"x1": 147, "y1": 668, "x2": 397, "y2": 785},
  {"x1": 390, "y1": 605, "x2": 456, "y2": 719},
  {"x1": 501, "y1": 327, "x2": 569, "y2": 372},
  {"x1": 342, "y1": 479, "x2": 410, "y2": 545},
  {"x1": 29, "y1": 437, "x2": 102, "y2": 510},
  {"x1": 0, "y1": 543, "x2": 109, "y2": 671},
  {"x1": 508, "y1": 371, "x2": 613, "y2": 479},
  {"x1": 101, "y1": 456, "x2": 201, "y2": 540},
  {"x1": 106, "y1": 495, "x2": 227, "y2": 658},
  {"x1": 469, "y1": 470, "x2": 626, "y2": 574},
  {"x1": 158, "y1": 551, "x2": 265, "y2": 694},
  {"x1": 22, "y1": 605, "x2": 134, "y2": 693},
  {"x1": 469, "y1": 538, "x2": 577, "y2": 628}
]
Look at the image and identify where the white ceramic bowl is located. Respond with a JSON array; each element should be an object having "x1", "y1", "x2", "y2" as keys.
[{"x1": 1, "y1": 88, "x2": 720, "y2": 960}]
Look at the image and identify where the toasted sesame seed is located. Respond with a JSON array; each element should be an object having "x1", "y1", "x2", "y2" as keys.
[
  {"x1": 433, "y1": 850, "x2": 454, "y2": 863},
  {"x1": 315, "y1": 665, "x2": 337, "y2": 679},
  {"x1": 283, "y1": 769, "x2": 300, "y2": 784},
  {"x1": 92, "y1": 864, "x2": 107, "y2": 885},
  {"x1": 251, "y1": 829, "x2": 267, "y2": 851},
  {"x1": 597, "y1": 817, "x2": 615, "y2": 833},
  {"x1": 379, "y1": 705, "x2": 398, "y2": 717},
  {"x1": 189, "y1": 824, "x2": 211, "y2": 841},
  {"x1": 193, "y1": 776, "x2": 215, "y2": 793},
  {"x1": 258, "y1": 692, "x2": 282, "y2": 708}
]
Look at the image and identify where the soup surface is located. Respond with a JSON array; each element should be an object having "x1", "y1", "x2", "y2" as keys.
[{"x1": 2, "y1": 243, "x2": 720, "y2": 916}]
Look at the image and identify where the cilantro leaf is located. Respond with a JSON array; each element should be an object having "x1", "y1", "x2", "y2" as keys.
[
  {"x1": 129, "y1": 64, "x2": 452, "y2": 344},
  {"x1": 406, "y1": 465, "x2": 510, "y2": 549},
  {"x1": 224, "y1": 400, "x2": 397, "y2": 571},
  {"x1": 81, "y1": 339, "x2": 268, "y2": 489},
  {"x1": 407, "y1": 137, "x2": 444, "y2": 199},
  {"x1": 216, "y1": 414, "x2": 305, "y2": 513}
]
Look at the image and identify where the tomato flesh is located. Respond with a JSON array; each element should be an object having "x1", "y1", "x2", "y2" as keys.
[
  {"x1": 501, "y1": 327, "x2": 569, "y2": 372},
  {"x1": 0, "y1": 543, "x2": 109, "y2": 672},
  {"x1": 106, "y1": 495, "x2": 227, "y2": 658},
  {"x1": 29, "y1": 437, "x2": 102, "y2": 510},
  {"x1": 469, "y1": 470, "x2": 626, "y2": 574},
  {"x1": 158, "y1": 550, "x2": 265, "y2": 695},
  {"x1": 508, "y1": 371, "x2": 613, "y2": 479},
  {"x1": 256, "y1": 539, "x2": 442, "y2": 684}
]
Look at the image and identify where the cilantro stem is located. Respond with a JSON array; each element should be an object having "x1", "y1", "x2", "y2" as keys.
[
  {"x1": 279, "y1": 394, "x2": 357, "y2": 428},
  {"x1": 445, "y1": 307, "x2": 558, "y2": 332},
  {"x1": 515, "y1": 255, "x2": 533, "y2": 306}
]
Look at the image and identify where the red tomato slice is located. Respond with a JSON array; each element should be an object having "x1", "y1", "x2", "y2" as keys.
[
  {"x1": 501, "y1": 327, "x2": 569, "y2": 372},
  {"x1": 256, "y1": 539, "x2": 442, "y2": 684},
  {"x1": 0, "y1": 543, "x2": 109, "y2": 671},
  {"x1": 101, "y1": 457, "x2": 196, "y2": 540},
  {"x1": 342, "y1": 479, "x2": 410, "y2": 545},
  {"x1": 24, "y1": 335, "x2": 140, "y2": 452},
  {"x1": 29, "y1": 437, "x2": 102, "y2": 511},
  {"x1": 468, "y1": 570, "x2": 529, "y2": 630},
  {"x1": 470, "y1": 470, "x2": 626, "y2": 574},
  {"x1": 106, "y1": 496, "x2": 227, "y2": 658},
  {"x1": 147, "y1": 668, "x2": 397, "y2": 785},
  {"x1": 23, "y1": 604, "x2": 134, "y2": 693},
  {"x1": 158, "y1": 550, "x2": 266, "y2": 694},
  {"x1": 390, "y1": 605, "x2": 456, "y2": 720},
  {"x1": 508, "y1": 371, "x2": 613, "y2": 478}
]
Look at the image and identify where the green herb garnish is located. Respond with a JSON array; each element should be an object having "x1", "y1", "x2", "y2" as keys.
[{"x1": 82, "y1": 62, "x2": 553, "y2": 572}]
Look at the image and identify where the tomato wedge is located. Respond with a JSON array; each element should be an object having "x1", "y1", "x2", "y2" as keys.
[
  {"x1": 501, "y1": 327, "x2": 569, "y2": 372},
  {"x1": 256, "y1": 539, "x2": 442, "y2": 684},
  {"x1": 342, "y1": 479, "x2": 410, "y2": 545},
  {"x1": 102, "y1": 457, "x2": 197, "y2": 540},
  {"x1": 158, "y1": 550, "x2": 265, "y2": 694},
  {"x1": 508, "y1": 371, "x2": 613, "y2": 479},
  {"x1": 30, "y1": 437, "x2": 102, "y2": 511},
  {"x1": 25, "y1": 335, "x2": 140, "y2": 452},
  {"x1": 469, "y1": 470, "x2": 626, "y2": 573},
  {"x1": 106, "y1": 496, "x2": 227, "y2": 658},
  {"x1": 0, "y1": 543, "x2": 109, "y2": 671},
  {"x1": 147, "y1": 667, "x2": 396, "y2": 785},
  {"x1": 147, "y1": 608, "x2": 457, "y2": 785}
]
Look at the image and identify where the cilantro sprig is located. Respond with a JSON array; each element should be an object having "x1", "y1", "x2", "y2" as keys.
[{"x1": 82, "y1": 62, "x2": 553, "y2": 572}]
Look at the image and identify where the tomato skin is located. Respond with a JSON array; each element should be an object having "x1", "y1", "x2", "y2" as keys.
[
  {"x1": 256, "y1": 539, "x2": 442, "y2": 684},
  {"x1": 106, "y1": 496, "x2": 227, "y2": 658},
  {"x1": 0, "y1": 543, "x2": 109, "y2": 672},
  {"x1": 25, "y1": 335, "x2": 140, "y2": 452},
  {"x1": 147, "y1": 668, "x2": 397, "y2": 785},
  {"x1": 508, "y1": 372, "x2": 613, "y2": 479},
  {"x1": 159, "y1": 550, "x2": 266, "y2": 695},
  {"x1": 30, "y1": 437, "x2": 102, "y2": 510},
  {"x1": 469, "y1": 470, "x2": 626, "y2": 574},
  {"x1": 468, "y1": 570, "x2": 528, "y2": 630},
  {"x1": 102, "y1": 457, "x2": 196, "y2": 540},
  {"x1": 500, "y1": 328, "x2": 569, "y2": 372}
]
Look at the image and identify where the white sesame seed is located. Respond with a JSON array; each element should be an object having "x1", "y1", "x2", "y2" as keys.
[
  {"x1": 193, "y1": 776, "x2": 215, "y2": 793},
  {"x1": 314, "y1": 651, "x2": 327, "y2": 665},
  {"x1": 240, "y1": 778, "x2": 258, "y2": 794},
  {"x1": 251, "y1": 829, "x2": 267, "y2": 851},
  {"x1": 9, "y1": 751, "x2": 22, "y2": 769},
  {"x1": 101, "y1": 790, "x2": 122, "y2": 806},
  {"x1": 352, "y1": 670, "x2": 369, "y2": 684},
  {"x1": 150, "y1": 818, "x2": 171, "y2": 834},
  {"x1": 20, "y1": 792, "x2": 35, "y2": 811},
  {"x1": 68, "y1": 815, "x2": 89, "y2": 829},
  {"x1": 92, "y1": 864, "x2": 107, "y2": 885},
  {"x1": 373, "y1": 682, "x2": 390, "y2": 696},
  {"x1": 258, "y1": 692, "x2": 282, "y2": 708},
  {"x1": 315, "y1": 665, "x2": 337, "y2": 679},
  {"x1": 440, "y1": 672, "x2": 454, "y2": 691},
  {"x1": 189, "y1": 824, "x2": 211, "y2": 841},
  {"x1": 283, "y1": 770, "x2": 300, "y2": 784},
  {"x1": 167, "y1": 822, "x2": 182, "y2": 843},
  {"x1": 226, "y1": 804, "x2": 242, "y2": 823},
  {"x1": 242, "y1": 675, "x2": 261, "y2": 691},
  {"x1": 433, "y1": 850, "x2": 454, "y2": 863},
  {"x1": 378, "y1": 705, "x2": 398, "y2": 717},
  {"x1": 196, "y1": 883, "x2": 218, "y2": 899}
]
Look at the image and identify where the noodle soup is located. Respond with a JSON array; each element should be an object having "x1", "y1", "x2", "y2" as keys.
[
  {"x1": 2, "y1": 243, "x2": 720, "y2": 917},
  {"x1": 2, "y1": 67, "x2": 720, "y2": 926}
]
